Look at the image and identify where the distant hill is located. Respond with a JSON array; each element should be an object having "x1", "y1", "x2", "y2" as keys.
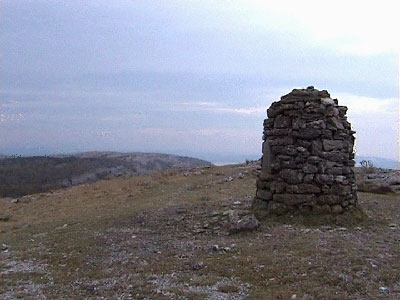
[
  {"x1": 356, "y1": 156, "x2": 398, "y2": 170},
  {"x1": 0, "y1": 151, "x2": 212, "y2": 197}
]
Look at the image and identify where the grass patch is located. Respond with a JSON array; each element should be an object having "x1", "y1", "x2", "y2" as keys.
[{"x1": 1, "y1": 164, "x2": 399, "y2": 299}]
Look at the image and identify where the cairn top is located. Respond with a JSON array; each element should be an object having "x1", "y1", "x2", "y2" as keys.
[{"x1": 280, "y1": 87, "x2": 331, "y2": 101}]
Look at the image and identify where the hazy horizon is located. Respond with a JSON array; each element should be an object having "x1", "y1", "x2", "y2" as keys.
[{"x1": 1, "y1": 1, "x2": 399, "y2": 162}]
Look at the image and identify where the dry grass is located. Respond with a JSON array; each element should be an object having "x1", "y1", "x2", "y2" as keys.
[{"x1": 1, "y1": 163, "x2": 399, "y2": 299}]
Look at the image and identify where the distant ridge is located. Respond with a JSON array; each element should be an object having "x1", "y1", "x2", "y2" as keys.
[
  {"x1": 355, "y1": 156, "x2": 398, "y2": 170},
  {"x1": 0, "y1": 152, "x2": 212, "y2": 197}
]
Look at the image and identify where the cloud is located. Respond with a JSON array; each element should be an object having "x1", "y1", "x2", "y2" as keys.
[
  {"x1": 335, "y1": 93, "x2": 398, "y2": 160},
  {"x1": 0, "y1": 113, "x2": 24, "y2": 122},
  {"x1": 139, "y1": 127, "x2": 257, "y2": 137},
  {"x1": 237, "y1": 0, "x2": 400, "y2": 55},
  {"x1": 178, "y1": 102, "x2": 266, "y2": 115},
  {"x1": 337, "y1": 93, "x2": 397, "y2": 115},
  {"x1": 0, "y1": 1, "x2": 397, "y2": 160}
]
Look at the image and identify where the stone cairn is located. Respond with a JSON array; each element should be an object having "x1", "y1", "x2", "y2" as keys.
[{"x1": 254, "y1": 86, "x2": 357, "y2": 215}]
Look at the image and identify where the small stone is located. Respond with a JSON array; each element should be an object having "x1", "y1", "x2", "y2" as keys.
[
  {"x1": 341, "y1": 200, "x2": 349, "y2": 207},
  {"x1": 256, "y1": 189, "x2": 273, "y2": 201},
  {"x1": 228, "y1": 214, "x2": 260, "y2": 234},
  {"x1": 302, "y1": 164, "x2": 318, "y2": 174},
  {"x1": 303, "y1": 174, "x2": 314, "y2": 183},
  {"x1": 335, "y1": 175, "x2": 346, "y2": 183},
  {"x1": 1, "y1": 243, "x2": 8, "y2": 251},
  {"x1": 274, "y1": 115, "x2": 292, "y2": 128},
  {"x1": 279, "y1": 169, "x2": 303, "y2": 184},
  {"x1": 268, "y1": 201, "x2": 290, "y2": 215},
  {"x1": 330, "y1": 117, "x2": 344, "y2": 129},
  {"x1": 308, "y1": 120, "x2": 326, "y2": 129},
  {"x1": 331, "y1": 184, "x2": 351, "y2": 196},
  {"x1": 296, "y1": 147, "x2": 307, "y2": 152},
  {"x1": 292, "y1": 129, "x2": 322, "y2": 140},
  {"x1": 270, "y1": 181, "x2": 287, "y2": 193},
  {"x1": 331, "y1": 204, "x2": 343, "y2": 214},
  {"x1": 321, "y1": 185, "x2": 330, "y2": 193},
  {"x1": 190, "y1": 261, "x2": 204, "y2": 270},
  {"x1": 321, "y1": 97, "x2": 335, "y2": 105},
  {"x1": 273, "y1": 194, "x2": 315, "y2": 206},
  {"x1": 318, "y1": 194, "x2": 339, "y2": 205},
  {"x1": 211, "y1": 245, "x2": 220, "y2": 252},
  {"x1": 379, "y1": 286, "x2": 389, "y2": 293},
  {"x1": 322, "y1": 139, "x2": 343, "y2": 151}
]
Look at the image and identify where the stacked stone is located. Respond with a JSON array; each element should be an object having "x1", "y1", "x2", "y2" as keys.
[{"x1": 255, "y1": 86, "x2": 357, "y2": 215}]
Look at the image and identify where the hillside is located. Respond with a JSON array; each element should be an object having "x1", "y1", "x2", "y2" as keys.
[
  {"x1": 0, "y1": 152, "x2": 212, "y2": 198},
  {"x1": 1, "y1": 163, "x2": 399, "y2": 299}
]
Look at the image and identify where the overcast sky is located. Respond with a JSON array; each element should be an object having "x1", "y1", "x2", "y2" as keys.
[{"x1": 0, "y1": 0, "x2": 399, "y2": 162}]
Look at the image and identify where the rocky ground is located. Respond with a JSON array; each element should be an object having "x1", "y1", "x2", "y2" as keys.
[
  {"x1": 0, "y1": 163, "x2": 399, "y2": 299},
  {"x1": 355, "y1": 167, "x2": 400, "y2": 194}
]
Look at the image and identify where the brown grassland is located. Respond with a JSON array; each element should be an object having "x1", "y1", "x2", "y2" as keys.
[{"x1": 1, "y1": 163, "x2": 399, "y2": 299}]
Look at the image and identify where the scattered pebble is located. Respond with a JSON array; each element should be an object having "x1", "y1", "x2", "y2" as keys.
[
  {"x1": 211, "y1": 244, "x2": 232, "y2": 254},
  {"x1": 211, "y1": 245, "x2": 220, "y2": 252},
  {"x1": 1, "y1": 243, "x2": 8, "y2": 251},
  {"x1": 379, "y1": 286, "x2": 389, "y2": 293},
  {"x1": 218, "y1": 177, "x2": 234, "y2": 184},
  {"x1": 228, "y1": 212, "x2": 260, "y2": 234},
  {"x1": 320, "y1": 225, "x2": 333, "y2": 231},
  {"x1": 190, "y1": 261, "x2": 203, "y2": 270},
  {"x1": 336, "y1": 227, "x2": 347, "y2": 231},
  {"x1": 55, "y1": 224, "x2": 68, "y2": 230}
]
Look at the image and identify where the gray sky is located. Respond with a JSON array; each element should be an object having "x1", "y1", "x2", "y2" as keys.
[{"x1": 1, "y1": 0, "x2": 398, "y2": 161}]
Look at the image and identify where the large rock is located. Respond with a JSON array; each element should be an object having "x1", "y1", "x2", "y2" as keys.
[{"x1": 228, "y1": 210, "x2": 260, "y2": 233}]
